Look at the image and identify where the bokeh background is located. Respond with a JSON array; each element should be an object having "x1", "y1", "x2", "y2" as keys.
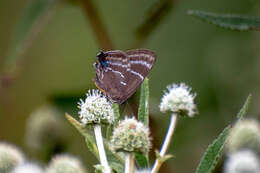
[{"x1": 1, "y1": 0, "x2": 260, "y2": 172}]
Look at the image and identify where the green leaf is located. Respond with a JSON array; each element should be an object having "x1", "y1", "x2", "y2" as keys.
[
  {"x1": 103, "y1": 139, "x2": 125, "y2": 164},
  {"x1": 188, "y1": 10, "x2": 260, "y2": 31},
  {"x1": 138, "y1": 78, "x2": 149, "y2": 126},
  {"x1": 155, "y1": 150, "x2": 174, "y2": 163},
  {"x1": 65, "y1": 113, "x2": 99, "y2": 158},
  {"x1": 236, "y1": 94, "x2": 252, "y2": 120},
  {"x1": 195, "y1": 95, "x2": 252, "y2": 173},
  {"x1": 136, "y1": 78, "x2": 150, "y2": 168},
  {"x1": 195, "y1": 125, "x2": 231, "y2": 173},
  {"x1": 135, "y1": 152, "x2": 149, "y2": 168},
  {"x1": 5, "y1": 0, "x2": 58, "y2": 71},
  {"x1": 112, "y1": 103, "x2": 120, "y2": 127},
  {"x1": 110, "y1": 162, "x2": 124, "y2": 173},
  {"x1": 103, "y1": 139, "x2": 125, "y2": 173},
  {"x1": 93, "y1": 164, "x2": 104, "y2": 173},
  {"x1": 106, "y1": 125, "x2": 112, "y2": 139}
]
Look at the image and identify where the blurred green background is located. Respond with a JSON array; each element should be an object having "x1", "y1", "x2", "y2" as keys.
[{"x1": 1, "y1": 0, "x2": 260, "y2": 172}]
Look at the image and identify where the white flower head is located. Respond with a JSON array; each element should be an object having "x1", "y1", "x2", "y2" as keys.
[
  {"x1": 25, "y1": 106, "x2": 67, "y2": 150},
  {"x1": 226, "y1": 119, "x2": 260, "y2": 154},
  {"x1": 46, "y1": 154, "x2": 87, "y2": 173},
  {"x1": 0, "y1": 142, "x2": 25, "y2": 173},
  {"x1": 79, "y1": 89, "x2": 114, "y2": 125},
  {"x1": 224, "y1": 150, "x2": 260, "y2": 173},
  {"x1": 111, "y1": 117, "x2": 151, "y2": 154},
  {"x1": 159, "y1": 83, "x2": 197, "y2": 117},
  {"x1": 11, "y1": 162, "x2": 43, "y2": 173}
]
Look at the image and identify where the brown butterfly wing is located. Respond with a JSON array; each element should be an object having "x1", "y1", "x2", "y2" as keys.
[
  {"x1": 94, "y1": 49, "x2": 156, "y2": 104},
  {"x1": 123, "y1": 49, "x2": 157, "y2": 99},
  {"x1": 94, "y1": 50, "x2": 130, "y2": 103}
]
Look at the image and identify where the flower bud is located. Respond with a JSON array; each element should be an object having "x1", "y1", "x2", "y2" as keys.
[
  {"x1": 226, "y1": 119, "x2": 260, "y2": 153},
  {"x1": 224, "y1": 150, "x2": 260, "y2": 173},
  {"x1": 46, "y1": 154, "x2": 87, "y2": 173},
  {"x1": 11, "y1": 162, "x2": 43, "y2": 173},
  {"x1": 25, "y1": 105, "x2": 68, "y2": 159},
  {"x1": 111, "y1": 117, "x2": 151, "y2": 154}
]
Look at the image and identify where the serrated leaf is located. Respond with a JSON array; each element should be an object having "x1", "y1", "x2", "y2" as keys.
[
  {"x1": 65, "y1": 113, "x2": 99, "y2": 158},
  {"x1": 196, "y1": 125, "x2": 231, "y2": 173},
  {"x1": 236, "y1": 94, "x2": 252, "y2": 120},
  {"x1": 138, "y1": 78, "x2": 149, "y2": 126},
  {"x1": 65, "y1": 113, "x2": 87, "y2": 136},
  {"x1": 84, "y1": 136, "x2": 99, "y2": 159},
  {"x1": 5, "y1": 0, "x2": 58, "y2": 71},
  {"x1": 188, "y1": 10, "x2": 260, "y2": 31},
  {"x1": 112, "y1": 103, "x2": 120, "y2": 127}
]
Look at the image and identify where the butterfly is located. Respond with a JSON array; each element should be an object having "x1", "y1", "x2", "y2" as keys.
[{"x1": 94, "y1": 49, "x2": 157, "y2": 104}]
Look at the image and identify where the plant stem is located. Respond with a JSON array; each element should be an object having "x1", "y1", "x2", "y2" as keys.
[
  {"x1": 125, "y1": 153, "x2": 135, "y2": 173},
  {"x1": 9, "y1": 0, "x2": 59, "y2": 74},
  {"x1": 0, "y1": 0, "x2": 60, "y2": 89},
  {"x1": 151, "y1": 113, "x2": 178, "y2": 173},
  {"x1": 134, "y1": 0, "x2": 174, "y2": 48},
  {"x1": 80, "y1": 0, "x2": 114, "y2": 50},
  {"x1": 94, "y1": 125, "x2": 111, "y2": 173}
]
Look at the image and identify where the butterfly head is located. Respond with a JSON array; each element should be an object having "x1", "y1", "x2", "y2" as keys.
[{"x1": 96, "y1": 51, "x2": 109, "y2": 68}]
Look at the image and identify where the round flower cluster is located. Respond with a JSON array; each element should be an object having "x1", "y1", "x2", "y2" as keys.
[
  {"x1": 226, "y1": 119, "x2": 260, "y2": 154},
  {"x1": 111, "y1": 117, "x2": 151, "y2": 154},
  {"x1": 78, "y1": 90, "x2": 114, "y2": 125},
  {"x1": 46, "y1": 154, "x2": 86, "y2": 173},
  {"x1": 11, "y1": 163, "x2": 43, "y2": 173},
  {"x1": 159, "y1": 83, "x2": 197, "y2": 117},
  {"x1": 25, "y1": 106, "x2": 67, "y2": 150},
  {"x1": 0, "y1": 142, "x2": 25, "y2": 173},
  {"x1": 224, "y1": 150, "x2": 260, "y2": 173}
]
